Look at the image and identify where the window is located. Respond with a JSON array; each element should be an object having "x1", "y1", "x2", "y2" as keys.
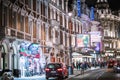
[
  {"x1": 60, "y1": 14, "x2": 62, "y2": 26},
  {"x1": 41, "y1": 1, "x2": 45, "y2": 16},
  {"x1": 21, "y1": 0, "x2": 25, "y2": 3},
  {"x1": 64, "y1": 1, "x2": 66, "y2": 11},
  {"x1": 45, "y1": 24, "x2": 49, "y2": 41},
  {"x1": 33, "y1": 22, "x2": 36, "y2": 38},
  {"x1": 33, "y1": 0, "x2": 36, "y2": 11},
  {"x1": 60, "y1": 31, "x2": 63, "y2": 44},
  {"x1": 25, "y1": 16, "x2": 28, "y2": 33},
  {"x1": 25, "y1": 0, "x2": 28, "y2": 5},
  {"x1": 59, "y1": 0, "x2": 62, "y2": 8},
  {"x1": 28, "y1": 0, "x2": 32, "y2": 9},
  {"x1": 48, "y1": 26, "x2": 52, "y2": 39},
  {"x1": 28, "y1": 19, "x2": 33, "y2": 34},
  {"x1": 20, "y1": 15, "x2": 24, "y2": 31},
  {"x1": 36, "y1": 23, "x2": 40, "y2": 39},
  {"x1": 41, "y1": 23, "x2": 45, "y2": 40},
  {"x1": 36, "y1": 0, "x2": 40, "y2": 13},
  {"x1": 47, "y1": 63, "x2": 61, "y2": 68},
  {"x1": 2, "y1": 6, "x2": 8, "y2": 27},
  {"x1": 12, "y1": 11, "x2": 16, "y2": 29},
  {"x1": 48, "y1": 7, "x2": 50, "y2": 19}
]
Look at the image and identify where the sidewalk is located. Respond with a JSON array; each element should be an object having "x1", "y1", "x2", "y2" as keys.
[
  {"x1": 0, "y1": 67, "x2": 100, "y2": 80},
  {"x1": 14, "y1": 74, "x2": 45, "y2": 80}
]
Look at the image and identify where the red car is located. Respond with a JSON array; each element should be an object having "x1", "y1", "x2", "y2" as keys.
[{"x1": 45, "y1": 63, "x2": 69, "y2": 80}]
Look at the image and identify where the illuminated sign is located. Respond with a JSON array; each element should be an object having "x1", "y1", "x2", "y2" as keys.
[
  {"x1": 77, "y1": 0, "x2": 81, "y2": 17},
  {"x1": 19, "y1": 42, "x2": 41, "y2": 58},
  {"x1": 89, "y1": 31, "x2": 101, "y2": 42},
  {"x1": 90, "y1": 7, "x2": 94, "y2": 20},
  {"x1": 77, "y1": 34, "x2": 90, "y2": 47}
]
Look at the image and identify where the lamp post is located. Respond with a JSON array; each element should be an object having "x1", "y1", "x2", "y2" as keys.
[
  {"x1": 68, "y1": 12, "x2": 74, "y2": 75},
  {"x1": 68, "y1": 46, "x2": 73, "y2": 75}
]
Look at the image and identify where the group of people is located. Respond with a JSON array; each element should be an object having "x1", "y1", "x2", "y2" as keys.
[
  {"x1": 72, "y1": 60, "x2": 107, "y2": 70},
  {"x1": 72, "y1": 61, "x2": 91, "y2": 70}
]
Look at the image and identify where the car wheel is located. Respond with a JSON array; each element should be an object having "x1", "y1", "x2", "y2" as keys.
[
  {"x1": 46, "y1": 77, "x2": 49, "y2": 80},
  {"x1": 66, "y1": 74, "x2": 69, "y2": 78},
  {"x1": 58, "y1": 77, "x2": 63, "y2": 80}
]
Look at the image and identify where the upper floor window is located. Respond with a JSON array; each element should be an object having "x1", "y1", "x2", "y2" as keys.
[
  {"x1": 59, "y1": 0, "x2": 62, "y2": 8},
  {"x1": 20, "y1": 15, "x2": 24, "y2": 31},
  {"x1": 28, "y1": 19, "x2": 33, "y2": 34},
  {"x1": 33, "y1": 0, "x2": 36, "y2": 11},
  {"x1": 12, "y1": 11, "x2": 17, "y2": 29},
  {"x1": 36, "y1": 0, "x2": 40, "y2": 13},
  {"x1": 21, "y1": 0, "x2": 25, "y2": 3},
  {"x1": 28, "y1": 0, "x2": 33, "y2": 9},
  {"x1": 2, "y1": 6, "x2": 8, "y2": 27},
  {"x1": 36, "y1": 23, "x2": 40, "y2": 39},
  {"x1": 41, "y1": 1, "x2": 45, "y2": 16}
]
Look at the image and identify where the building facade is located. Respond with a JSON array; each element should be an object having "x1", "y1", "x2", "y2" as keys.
[
  {"x1": 0, "y1": 0, "x2": 110, "y2": 77},
  {"x1": 95, "y1": 0, "x2": 120, "y2": 61},
  {"x1": 0, "y1": 0, "x2": 84, "y2": 77}
]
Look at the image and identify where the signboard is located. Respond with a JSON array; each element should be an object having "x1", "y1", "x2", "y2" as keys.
[
  {"x1": 89, "y1": 31, "x2": 101, "y2": 42},
  {"x1": 77, "y1": 0, "x2": 81, "y2": 17},
  {"x1": 19, "y1": 42, "x2": 41, "y2": 58},
  {"x1": 77, "y1": 34, "x2": 90, "y2": 47},
  {"x1": 94, "y1": 42, "x2": 100, "y2": 51},
  {"x1": 90, "y1": 7, "x2": 94, "y2": 20}
]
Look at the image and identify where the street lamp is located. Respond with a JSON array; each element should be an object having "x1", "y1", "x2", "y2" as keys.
[{"x1": 68, "y1": 12, "x2": 74, "y2": 75}]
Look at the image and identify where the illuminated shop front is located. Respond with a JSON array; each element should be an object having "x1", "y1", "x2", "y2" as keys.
[{"x1": 19, "y1": 42, "x2": 46, "y2": 77}]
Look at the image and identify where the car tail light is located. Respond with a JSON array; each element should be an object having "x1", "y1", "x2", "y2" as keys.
[
  {"x1": 45, "y1": 68, "x2": 50, "y2": 71},
  {"x1": 57, "y1": 68, "x2": 63, "y2": 71},
  {"x1": 63, "y1": 67, "x2": 66, "y2": 70}
]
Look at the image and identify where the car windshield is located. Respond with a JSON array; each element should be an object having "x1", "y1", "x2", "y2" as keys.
[{"x1": 47, "y1": 63, "x2": 61, "y2": 69}]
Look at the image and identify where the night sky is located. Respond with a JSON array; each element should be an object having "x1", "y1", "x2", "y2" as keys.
[{"x1": 85, "y1": 0, "x2": 120, "y2": 11}]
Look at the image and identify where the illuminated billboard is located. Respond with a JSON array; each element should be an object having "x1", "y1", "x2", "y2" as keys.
[{"x1": 77, "y1": 34, "x2": 90, "y2": 47}]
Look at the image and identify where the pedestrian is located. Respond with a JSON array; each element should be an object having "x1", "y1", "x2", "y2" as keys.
[{"x1": 80, "y1": 62, "x2": 85, "y2": 75}]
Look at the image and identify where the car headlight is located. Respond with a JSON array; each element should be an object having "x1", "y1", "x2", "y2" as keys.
[{"x1": 117, "y1": 67, "x2": 120, "y2": 69}]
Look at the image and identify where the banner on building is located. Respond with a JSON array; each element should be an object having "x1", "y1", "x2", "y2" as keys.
[
  {"x1": 77, "y1": 0, "x2": 81, "y2": 17},
  {"x1": 90, "y1": 7, "x2": 94, "y2": 20},
  {"x1": 77, "y1": 34, "x2": 90, "y2": 47}
]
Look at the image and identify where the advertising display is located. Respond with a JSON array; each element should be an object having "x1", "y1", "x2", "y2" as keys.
[
  {"x1": 19, "y1": 41, "x2": 46, "y2": 77},
  {"x1": 89, "y1": 31, "x2": 101, "y2": 53},
  {"x1": 77, "y1": 0, "x2": 81, "y2": 17},
  {"x1": 90, "y1": 7, "x2": 94, "y2": 20},
  {"x1": 77, "y1": 34, "x2": 90, "y2": 47},
  {"x1": 89, "y1": 31, "x2": 101, "y2": 43}
]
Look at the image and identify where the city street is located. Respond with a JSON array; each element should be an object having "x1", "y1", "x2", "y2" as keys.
[
  {"x1": 0, "y1": 0, "x2": 120, "y2": 80},
  {"x1": 67, "y1": 68, "x2": 120, "y2": 80},
  {"x1": 14, "y1": 67, "x2": 100, "y2": 80}
]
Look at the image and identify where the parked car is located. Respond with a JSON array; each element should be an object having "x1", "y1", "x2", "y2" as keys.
[
  {"x1": 45, "y1": 63, "x2": 69, "y2": 80},
  {"x1": 113, "y1": 60, "x2": 120, "y2": 73}
]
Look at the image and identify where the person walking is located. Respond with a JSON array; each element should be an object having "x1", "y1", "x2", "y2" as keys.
[{"x1": 80, "y1": 62, "x2": 85, "y2": 75}]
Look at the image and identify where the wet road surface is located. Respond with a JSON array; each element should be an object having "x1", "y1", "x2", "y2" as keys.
[{"x1": 66, "y1": 68, "x2": 120, "y2": 80}]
